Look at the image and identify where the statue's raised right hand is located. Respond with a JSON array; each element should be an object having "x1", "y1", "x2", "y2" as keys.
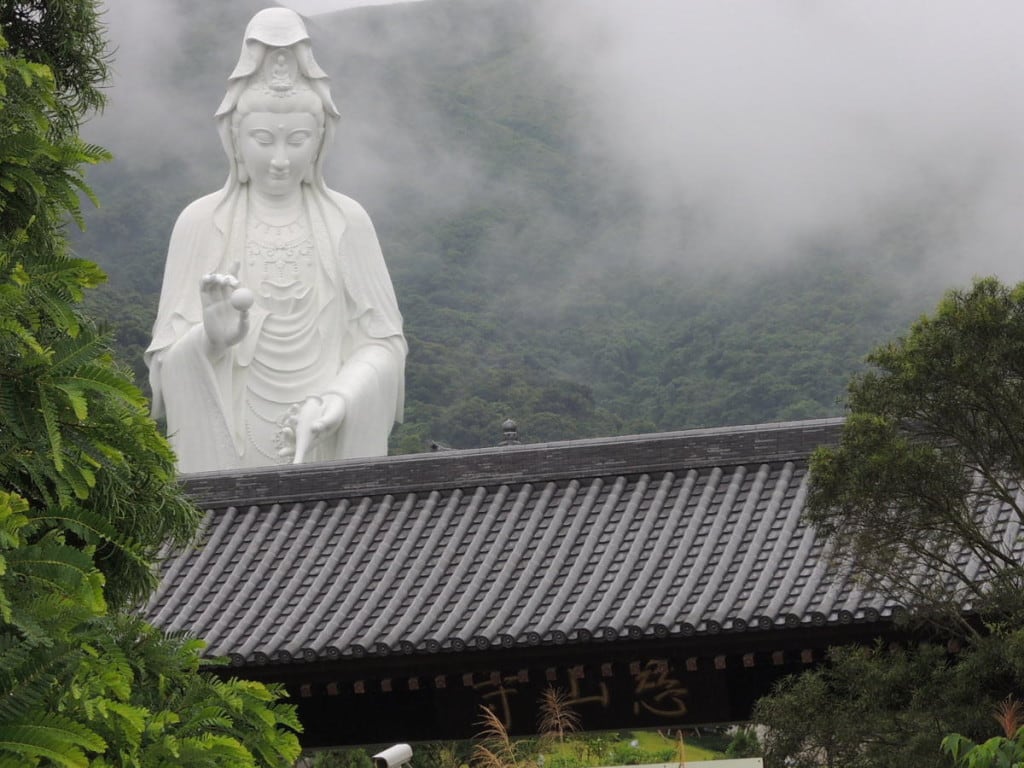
[{"x1": 200, "y1": 262, "x2": 251, "y2": 351}]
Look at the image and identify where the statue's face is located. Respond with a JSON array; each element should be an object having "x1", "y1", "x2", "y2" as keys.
[{"x1": 237, "y1": 111, "x2": 320, "y2": 199}]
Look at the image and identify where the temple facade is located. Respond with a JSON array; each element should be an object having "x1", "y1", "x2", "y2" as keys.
[{"x1": 146, "y1": 418, "x2": 912, "y2": 746}]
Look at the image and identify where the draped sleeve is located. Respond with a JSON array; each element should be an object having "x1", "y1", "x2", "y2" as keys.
[
  {"x1": 146, "y1": 190, "x2": 228, "y2": 419},
  {"x1": 324, "y1": 190, "x2": 407, "y2": 421}
]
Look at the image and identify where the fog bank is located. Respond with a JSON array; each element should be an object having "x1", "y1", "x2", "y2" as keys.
[{"x1": 534, "y1": 0, "x2": 1024, "y2": 285}]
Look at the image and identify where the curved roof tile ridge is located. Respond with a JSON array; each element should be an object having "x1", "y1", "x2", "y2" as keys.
[
  {"x1": 167, "y1": 504, "x2": 259, "y2": 636},
  {"x1": 750, "y1": 470, "x2": 809, "y2": 620},
  {"x1": 479, "y1": 482, "x2": 559, "y2": 641},
  {"x1": 789, "y1": 536, "x2": 834, "y2": 620},
  {"x1": 259, "y1": 498, "x2": 349, "y2": 653},
  {"x1": 602, "y1": 472, "x2": 677, "y2": 631},
  {"x1": 207, "y1": 503, "x2": 292, "y2": 645},
  {"x1": 834, "y1": 573, "x2": 869, "y2": 621},
  {"x1": 968, "y1": 494, "x2": 1004, "y2": 582},
  {"x1": 300, "y1": 495, "x2": 395, "y2": 650},
  {"x1": 385, "y1": 487, "x2": 468, "y2": 651},
  {"x1": 684, "y1": 465, "x2": 758, "y2": 627},
  {"x1": 206, "y1": 503, "x2": 292, "y2": 645},
  {"x1": 710, "y1": 463, "x2": 773, "y2": 626},
  {"x1": 432, "y1": 485, "x2": 517, "y2": 642},
  {"x1": 216, "y1": 502, "x2": 306, "y2": 652},
  {"x1": 406, "y1": 487, "x2": 489, "y2": 644},
  {"x1": 278, "y1": 496, "x2": 369, "y2": 656},
  {"x1": 235, "y1": 500, "x2": 330, "y2": 658},
  {"x1": 151, "y1": 505, "x2": 240, "y2": 630},
  {"x1": 1010, "y1": 487, "x2": 1024, "y2": 554},
  {"x1": 942, "y1": 479, "x2": 1024, "y2": 593},
  {"x1": 763, "y1": 478, "x2": 814, "y2": 621},
  {"x1": 675, "y1": 466, "x2": 745, "y2": 628},
  {"x1": 633, "y1": 470, "x2": 701, "y2": 629},
  {"x1": 730, "y1": 462, "x2": 796, "y2": 626},
  {"x1": 330, "y1": 493, "x2": 421, "y2": 652},
  {"x1": 958, "y1": 491, "x2": 1022, "y2": 587},
  {"x1": 569, "y1": 474, "x2": 651, "y2": 632},
  {"x1": 376, "y1": 490, "x2": 458, "y2": 648},
  {"x1": 309, "y1": 494, "x2": 415, "y2": 651},
  {"x1": 815, "y1": 555, "x2": 853, "y2": 621},
  {"x1": 189, "y1": 505, "x2": 272, "y2": 644},
  {"x1": 999, "y1": 498, "x2": 1023, "y2": 560},
  {"x1": 543, "y1": 476, "x2": 629, "y2": 634},
  {"x1": 506, "y1": 480, "x2": 586, "y2": 641},
  {"x1": 146, "y1": 509, "x2": 216, "y2": 615},
  {"x1": 525, "y1": 478, "x2": 609, "y2": 638},
  {"x1": 461, "y1": 483, "x2": 541, "y2": 640}
]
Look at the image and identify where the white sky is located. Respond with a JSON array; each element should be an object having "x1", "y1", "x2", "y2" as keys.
[{"x1": 279, "y1": 0, "x2": 425, "y2": 15}]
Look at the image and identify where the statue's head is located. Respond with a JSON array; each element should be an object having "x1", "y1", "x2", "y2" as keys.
[{"x1": 215, "y1": 8, "x2": 340, "y2": 193}]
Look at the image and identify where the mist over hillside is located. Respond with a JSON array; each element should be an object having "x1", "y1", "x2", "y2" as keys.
[{"x1": 76, "y1": 0, "x2": 1023, "y2": 451}]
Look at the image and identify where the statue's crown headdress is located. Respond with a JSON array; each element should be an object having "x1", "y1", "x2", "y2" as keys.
[{"x1": 216, "y1": 8, "x2": 339, "y2": 119}]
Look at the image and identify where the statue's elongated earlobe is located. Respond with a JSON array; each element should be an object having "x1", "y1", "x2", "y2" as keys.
[{"x1": 237, "y1": 156, "x2": 249, "y2": 183}]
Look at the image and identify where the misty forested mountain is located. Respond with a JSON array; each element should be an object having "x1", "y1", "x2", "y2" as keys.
[{"x1": 77, "y1": 0, "x2": 945, "y2": 452}]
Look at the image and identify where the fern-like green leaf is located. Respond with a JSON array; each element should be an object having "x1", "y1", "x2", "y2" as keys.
[
  {"x1": 36, "y1": 385, "x2": 63, "y2": 473},
  {"x1": 0, "y1": 713, "x2": 106, "y2": 767}
]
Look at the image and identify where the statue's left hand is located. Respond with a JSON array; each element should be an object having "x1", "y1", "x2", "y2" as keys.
[
  {"x1": 284, "y1": 393, "x2": 346, "y2": 463},
  {"x1": 310, "y1": 393, "x2": 346, "y2": 435}
]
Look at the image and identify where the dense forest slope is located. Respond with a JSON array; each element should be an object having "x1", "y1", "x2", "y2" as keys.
[{"x1": 76, "y1": 0, "x2": 940, "y2": 452}]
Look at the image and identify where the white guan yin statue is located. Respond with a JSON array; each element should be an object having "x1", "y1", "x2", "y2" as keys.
[{"x1": 146, "y1": 8, "x2": 406, "y2": 472}]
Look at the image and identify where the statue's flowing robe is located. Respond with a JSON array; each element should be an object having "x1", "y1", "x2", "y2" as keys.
[{"x1": 146, "y1": 184, "x2": 406, "y2": 473}]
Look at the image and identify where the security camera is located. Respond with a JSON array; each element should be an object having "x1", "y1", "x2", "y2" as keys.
[{"x1": 372, "y1": 744, "x2": 413, "y2": 768}]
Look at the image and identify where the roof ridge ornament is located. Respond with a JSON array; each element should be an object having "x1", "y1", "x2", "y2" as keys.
[{"x1": 501, "y1": 417, "x2": 521, "y2": 446}]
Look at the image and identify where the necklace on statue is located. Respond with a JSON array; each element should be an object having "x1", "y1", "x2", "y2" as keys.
[{"x1": 246, "y1": 213, "x2": 315, "y2": 305}]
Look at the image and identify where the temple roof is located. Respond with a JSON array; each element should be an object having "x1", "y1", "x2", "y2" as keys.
[{"x1": 145, "y1": 417, "x2": 900, "y2": 666}]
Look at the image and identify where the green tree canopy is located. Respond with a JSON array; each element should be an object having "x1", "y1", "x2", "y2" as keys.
[
  {"x1": 755, "y1": 278, "x2": 1024, "y2": 767},
  {"x1": 805, "y1": 277, "x2": 1024, "y2": 629},
  {"x1": 755, "y1": 633, "x2": 1024, "y2": 768},
  {"x1": 0, "y1": 0, "x2": 108, "y2": 137},
  {"x1": 0, "y1": 3, "x2": 301, "y2": 763}
]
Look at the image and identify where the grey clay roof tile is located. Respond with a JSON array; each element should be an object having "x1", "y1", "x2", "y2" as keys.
[{"x1": 145, "y1": 418, "x2": 930, "y2": 664}]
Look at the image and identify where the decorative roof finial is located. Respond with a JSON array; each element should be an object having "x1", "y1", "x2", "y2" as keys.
[{"x1": 500, "y1": 418, "x2": 520, "y2": 446}]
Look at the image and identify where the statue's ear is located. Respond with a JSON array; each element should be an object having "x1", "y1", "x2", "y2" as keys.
[
  {"x1": 236, "y1": 155, "x2": 249, "y2": 183},
  {"x1": 302, "y1": 149, "x2": 318, "y2": 184}
]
